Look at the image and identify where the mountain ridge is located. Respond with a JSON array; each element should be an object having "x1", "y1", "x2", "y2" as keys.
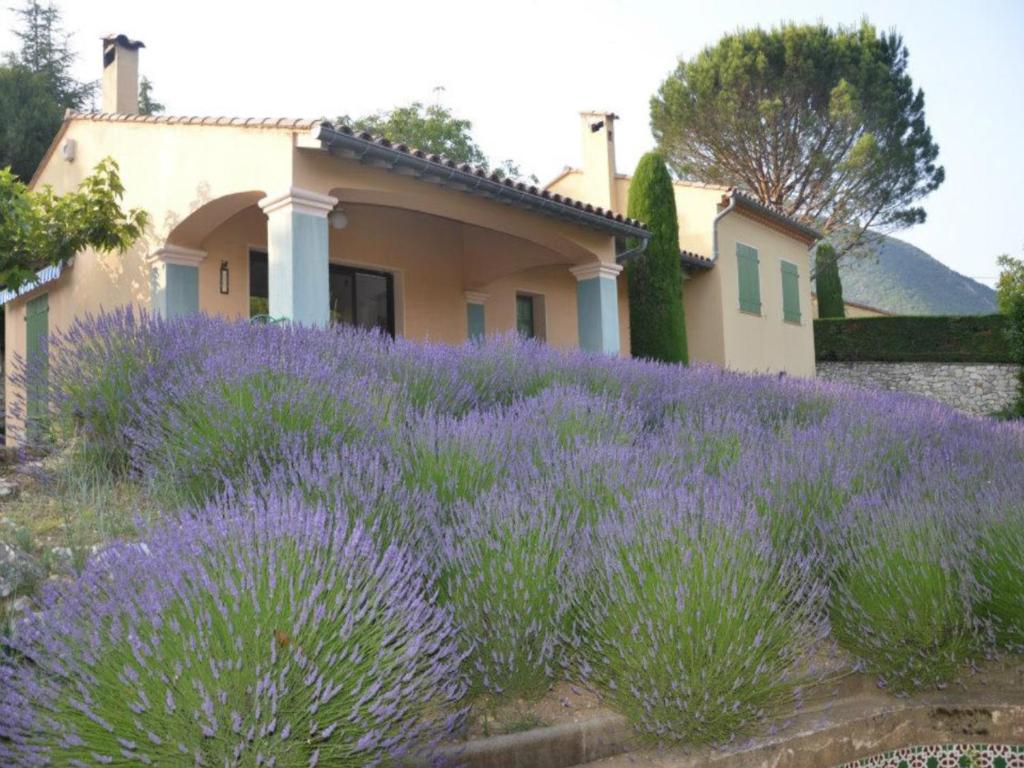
[{"x1": 833, "y1": 234, "x2": 997, "y2": 316}]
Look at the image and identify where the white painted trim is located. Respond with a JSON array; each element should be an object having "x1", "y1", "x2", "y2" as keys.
[
  {"x1": 259, "y1": 187, "x2": 339, "y2": 218},
  {"x1": 154, "y1": 244, "x2": 207, "y2": 267},
  {"x1": 464, "y1": 290, "x2": 489, "y2": 305},
  {"x1": 569, "y1": 262, "x2": 623, "y2": 282}
]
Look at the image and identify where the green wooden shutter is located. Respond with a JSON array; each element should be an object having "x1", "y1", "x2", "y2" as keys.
[
  {"x1": 516, "y1": 295, "x2": 535, "y2": 338},
  {"x1": 736, "y1": 244, "x2": 761, "y2": 314},
  {"x1": 781, "y1": 261, "x2": 801, "y2": 323},
  {"x1": 25, "y1": 293, "x2": 49, "y2": 430}
]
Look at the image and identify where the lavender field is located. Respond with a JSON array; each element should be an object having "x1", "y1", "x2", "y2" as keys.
[{"x1": 2, "y1": 311, "x2": 1023, "y2": 767}]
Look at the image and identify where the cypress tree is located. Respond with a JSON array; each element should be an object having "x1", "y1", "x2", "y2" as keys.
[
  {"x1": 815, "y1": 242, "x2": 846, "y2": 318},
  {"x1": 625, "y1": 152, "x2": 688, "y2": 363}
]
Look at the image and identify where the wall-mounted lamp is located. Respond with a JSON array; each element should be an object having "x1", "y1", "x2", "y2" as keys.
[
  {"x1": 329, "y1": 208, "x2": 349, "y2": 230},
  {"x1": 219, "y1": 261, "x2": 229, "y2": 294}
]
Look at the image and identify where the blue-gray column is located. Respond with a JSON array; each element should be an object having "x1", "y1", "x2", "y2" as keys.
[
  {"x1": 465, "y1": 291, "x2": 488, "y2": 341},
  {"x1": 570, "y1": 263, "x2": 623, "y2": 355},
  {"x1": 259, "y1": 188, "x2": 339, "y2": 327},
  {"x1": 152, "y1": 245, "x2": 206, "y2": 319}
]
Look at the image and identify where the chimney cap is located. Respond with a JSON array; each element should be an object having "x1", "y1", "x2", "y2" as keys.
[{"x1": 101, "y1": 34, "x2": 145, "y2": 50}]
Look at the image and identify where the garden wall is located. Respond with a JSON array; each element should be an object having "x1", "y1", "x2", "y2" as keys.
[
  {"x1": 814, "y1": 315, "x2": 1020, "y2": 416},
  {"x1": 817, "y1": 361, "x2": 1018, "y2": 416}
]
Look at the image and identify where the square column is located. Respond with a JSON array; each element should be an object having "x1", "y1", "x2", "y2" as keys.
[
  {"x1": 570, "y1": 263, "x2": 623, "y2": 355},
  {"x1": 152, "y1": 245, "x2": 206, "y2": 319},
  {"x1": 465, "y1": 291, "x2": 488, "y2": 341},
  {"x1": 258, "y1": 188, "x2": 339, "y2": 327}
]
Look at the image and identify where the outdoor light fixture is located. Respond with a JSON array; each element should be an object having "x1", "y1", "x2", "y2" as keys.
[
  {"x1": 590, "y1": 120, "x2": 605, "y2": 132},
  {"x1": 329, "y1": 208, "x2": 349, "y2": 230},
  {"x1": 219, "y1": 261, "x2": 229, "y2": 294}
]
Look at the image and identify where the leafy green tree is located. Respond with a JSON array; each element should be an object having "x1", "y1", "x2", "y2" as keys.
[
  {"x1": 138, "y1": 76, "x2": 164, "y2": 116},
  {"x1": 7, "y1": 0, "x2": 92, "y2": 109},
  {"x1": 0, "y1": 158, "x2": 148, "y2": 292},
  {"x1": 651, "y1": 21, "x2": 944, "y2": 249},
  {"x1": 0, "y1": 65, "x2": 64, "y2": 181},
  {"x1": 1, "y1": 1, "x2": 94, "y2": 181},
  {"x1": 996, "y1": 253, "x2": 1024, "y2": 417},
  {"x1": 339, "y1": 101, "x2": 533, "y2": 181},
  {"x1": 815, "y1": 242, "x2": 846, "y2": 318},
  {"x1": 625, "y1": 152, "x2": 687, "y2": 363}
]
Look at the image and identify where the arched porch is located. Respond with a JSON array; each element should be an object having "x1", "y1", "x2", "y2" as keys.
[{"x1": 154, "y1": 188, "x2": 630, "y2": 354}]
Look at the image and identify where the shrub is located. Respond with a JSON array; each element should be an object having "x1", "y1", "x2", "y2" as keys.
[
  {"x1": 0, "y1": 491, "x2": 466, "y2": 767},
  {"x1": 814, "y1": 314, "x2": 1013, "y2": 363},
  {"x1": 814, "y1": 243, "x2": 845, "y2": 318},
  {"x1": 398, "y1": 411, "x2": 509, "y2": 512},
  {"x1": 574, "y1": 489, "x2": 827, "y2": 743},
  {"x1": 18, "y1": 307, "x2": 156, "y2": 470},
  {"x1": 437, "y1": 489, "x2": 578, "y2": 699},
  {"x1": 625, "y1": 152, "x2": 688, "y2": 363},
  {"x1": 974, "y1": 505, "x2": 1024, "y2": 651},
  {"x1": 829, "y1": 497, "x2": 977, "y2": 692}
]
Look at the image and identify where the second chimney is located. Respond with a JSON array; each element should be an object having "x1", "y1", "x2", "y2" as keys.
[
  {"x1": 579, "y1": 111, "x2": 619, "y2": 211},
  {"x1": 101, "y1": 34, "x2": 145, "y2": 114}
]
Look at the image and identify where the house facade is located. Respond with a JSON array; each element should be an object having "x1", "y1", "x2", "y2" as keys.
[
  {"x1": 4, "y1": 38, "x2": 648, "y2": 437},
  {"x1": 547, "y1": 113, "x2": 820, "y2": 377}
]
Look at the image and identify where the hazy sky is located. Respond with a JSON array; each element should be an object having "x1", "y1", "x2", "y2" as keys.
[{"x1": 2, "y1": 0, "x2": 1021, "y2": 285}]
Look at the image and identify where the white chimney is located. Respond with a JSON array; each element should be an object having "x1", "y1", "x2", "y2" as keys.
[
  {"x1": 101, "y1": 34, "x2": 145, "y2": 114},
  {"x1": 579, "y1": 111, "x2": 619, "y2": 210}
]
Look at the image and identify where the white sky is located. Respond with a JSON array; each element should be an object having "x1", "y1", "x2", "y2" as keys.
[{"x1": 2, "y1": 0, "x2": 1022, "y2": 286}]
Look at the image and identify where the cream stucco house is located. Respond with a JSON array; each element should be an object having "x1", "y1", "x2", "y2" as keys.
[
  {"x1": 4, "y1": 37, "x2": 649, "y2": 436},
  {"x1": 4, "y1": 39, "x2": 824, "y2": 438},
  {"x1": 547, "y1": 112, "x2": 821, "y2": 378}
]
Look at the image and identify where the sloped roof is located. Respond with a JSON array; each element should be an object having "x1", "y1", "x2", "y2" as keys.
[
  {"x1": 680, "y1": 250, "x2": 714, "y2": 270},
  {"x1": 312, "y1": 121, "x2": 648, "y2": 237},
  {"x1": 43, "y1": 112, "x2": 648, "y2": 238}
]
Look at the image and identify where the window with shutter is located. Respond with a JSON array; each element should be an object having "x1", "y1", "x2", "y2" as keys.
[
  {"x1": 736, "y1": 244, "x2": 761, "y2": 315},
  {"x1": 781, "y1": 261, "x2": 801, "y2": 323}
]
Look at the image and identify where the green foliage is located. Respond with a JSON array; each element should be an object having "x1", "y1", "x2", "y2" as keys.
[
  {"x1": 0, "y1": 0, "x2": 93, "y2": 181},
  {"x1": 996, "y1": 254, "x2": 1024, "y2": 416},
  {"x1": 814, "y1": 315, "x2": 1013, "y2": 363},
  {"x1": 0, "y1": 158, "x2": 148, "y2": 292},
  {"x1": 138, "y1": 76, "x2": 164, "y2": 116},
  {"x1": 996, "y1": 254, "x2": 1024, "y2": 316},
  {"x1": 830, "y1": 523, "x2": 975, "y2": 692},
  {"x1": 651, "y1": 22, "x2": 943, "y2": 243},
  {"x1": 340, "y1": 100, "x2": 532, "y2": 181},
  {"x1": 625, "y1": 152, "x2": 688, "y2": 363},
  {"x1": 815, "y1": 242, "x2": 845, "y2": 318},
  {"x1": 151, "y1": 371, "x2": 373, "y2": 504},
  {"x1": 974, "y1": 514, "x2": 1024, "y2": 650},
  {"x1": 579, "y1": 520, "x2": 821, "y2": 743},
  {"x1": 0, "y1": 65, "x2": 63, "y2": 181},
  {"x1": 6, "y1": 0, "x2": 93, "y2": 110}
]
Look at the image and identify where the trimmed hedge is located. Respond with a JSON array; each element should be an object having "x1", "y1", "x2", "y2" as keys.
[{"x1": 815, "y1": 314, "x2": 1014, "y2": 363}]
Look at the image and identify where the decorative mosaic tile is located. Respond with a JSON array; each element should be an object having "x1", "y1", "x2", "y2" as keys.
[{"x1": 835, "y1": 744, "x2": 1024, "y2": 768}]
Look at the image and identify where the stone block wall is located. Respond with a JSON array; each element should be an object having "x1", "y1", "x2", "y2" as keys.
[{"x1": 817, "y1": 361, "x2": 1020, "y2": 416}]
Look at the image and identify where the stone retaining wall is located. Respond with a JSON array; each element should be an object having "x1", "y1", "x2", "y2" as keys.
[{"x1": 817, "y1": 361, "x2": 1019, "y2": 416}]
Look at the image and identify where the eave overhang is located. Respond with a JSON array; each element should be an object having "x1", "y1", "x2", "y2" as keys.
[{"x1": 311, "y1": 122, "x2": 650, "y2": 240}]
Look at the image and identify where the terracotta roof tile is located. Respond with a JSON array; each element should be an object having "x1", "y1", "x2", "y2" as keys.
[
  {"x1": 680, "y1": 249, "x2": 714, "y2": 270},
  {"x1": 61, "y1": 111, "x2": 647, "y2": 232},
  {"x1": 64, "y1": 110, "x2": 321, "y2": 130},
  {"x1": 314, "y1": 120, "x2": 647, "y2": 231}
]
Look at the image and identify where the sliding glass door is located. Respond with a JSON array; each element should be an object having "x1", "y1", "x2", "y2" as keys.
[{"x1": 249, "y1": 251, "x2": 395, "y2": 336}]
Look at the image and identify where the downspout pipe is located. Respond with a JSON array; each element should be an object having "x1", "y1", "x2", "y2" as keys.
[
  {"x1": 615, "y1": 237, "x2": 648, "y2": 265},
  {"x1": 712, "y1": 192, "x2": 737, "y2": 262}
]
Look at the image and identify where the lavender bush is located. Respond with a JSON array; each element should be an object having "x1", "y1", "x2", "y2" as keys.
[
  {"x1": 573, "y1": 488, "x2": 828, "y2": 743},
  {"x1": 9, "y1": 311, "x2": 1024, "y2": 751},
  {"x1": 437, "y1": 488, "x2": 578, "y2": 698},
  {"x1": 829, "y1": 491, "x2": 978, "y2": 692},
  {"x1": 0, "y1": 491, "x2": 466, "y2": 767}
]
